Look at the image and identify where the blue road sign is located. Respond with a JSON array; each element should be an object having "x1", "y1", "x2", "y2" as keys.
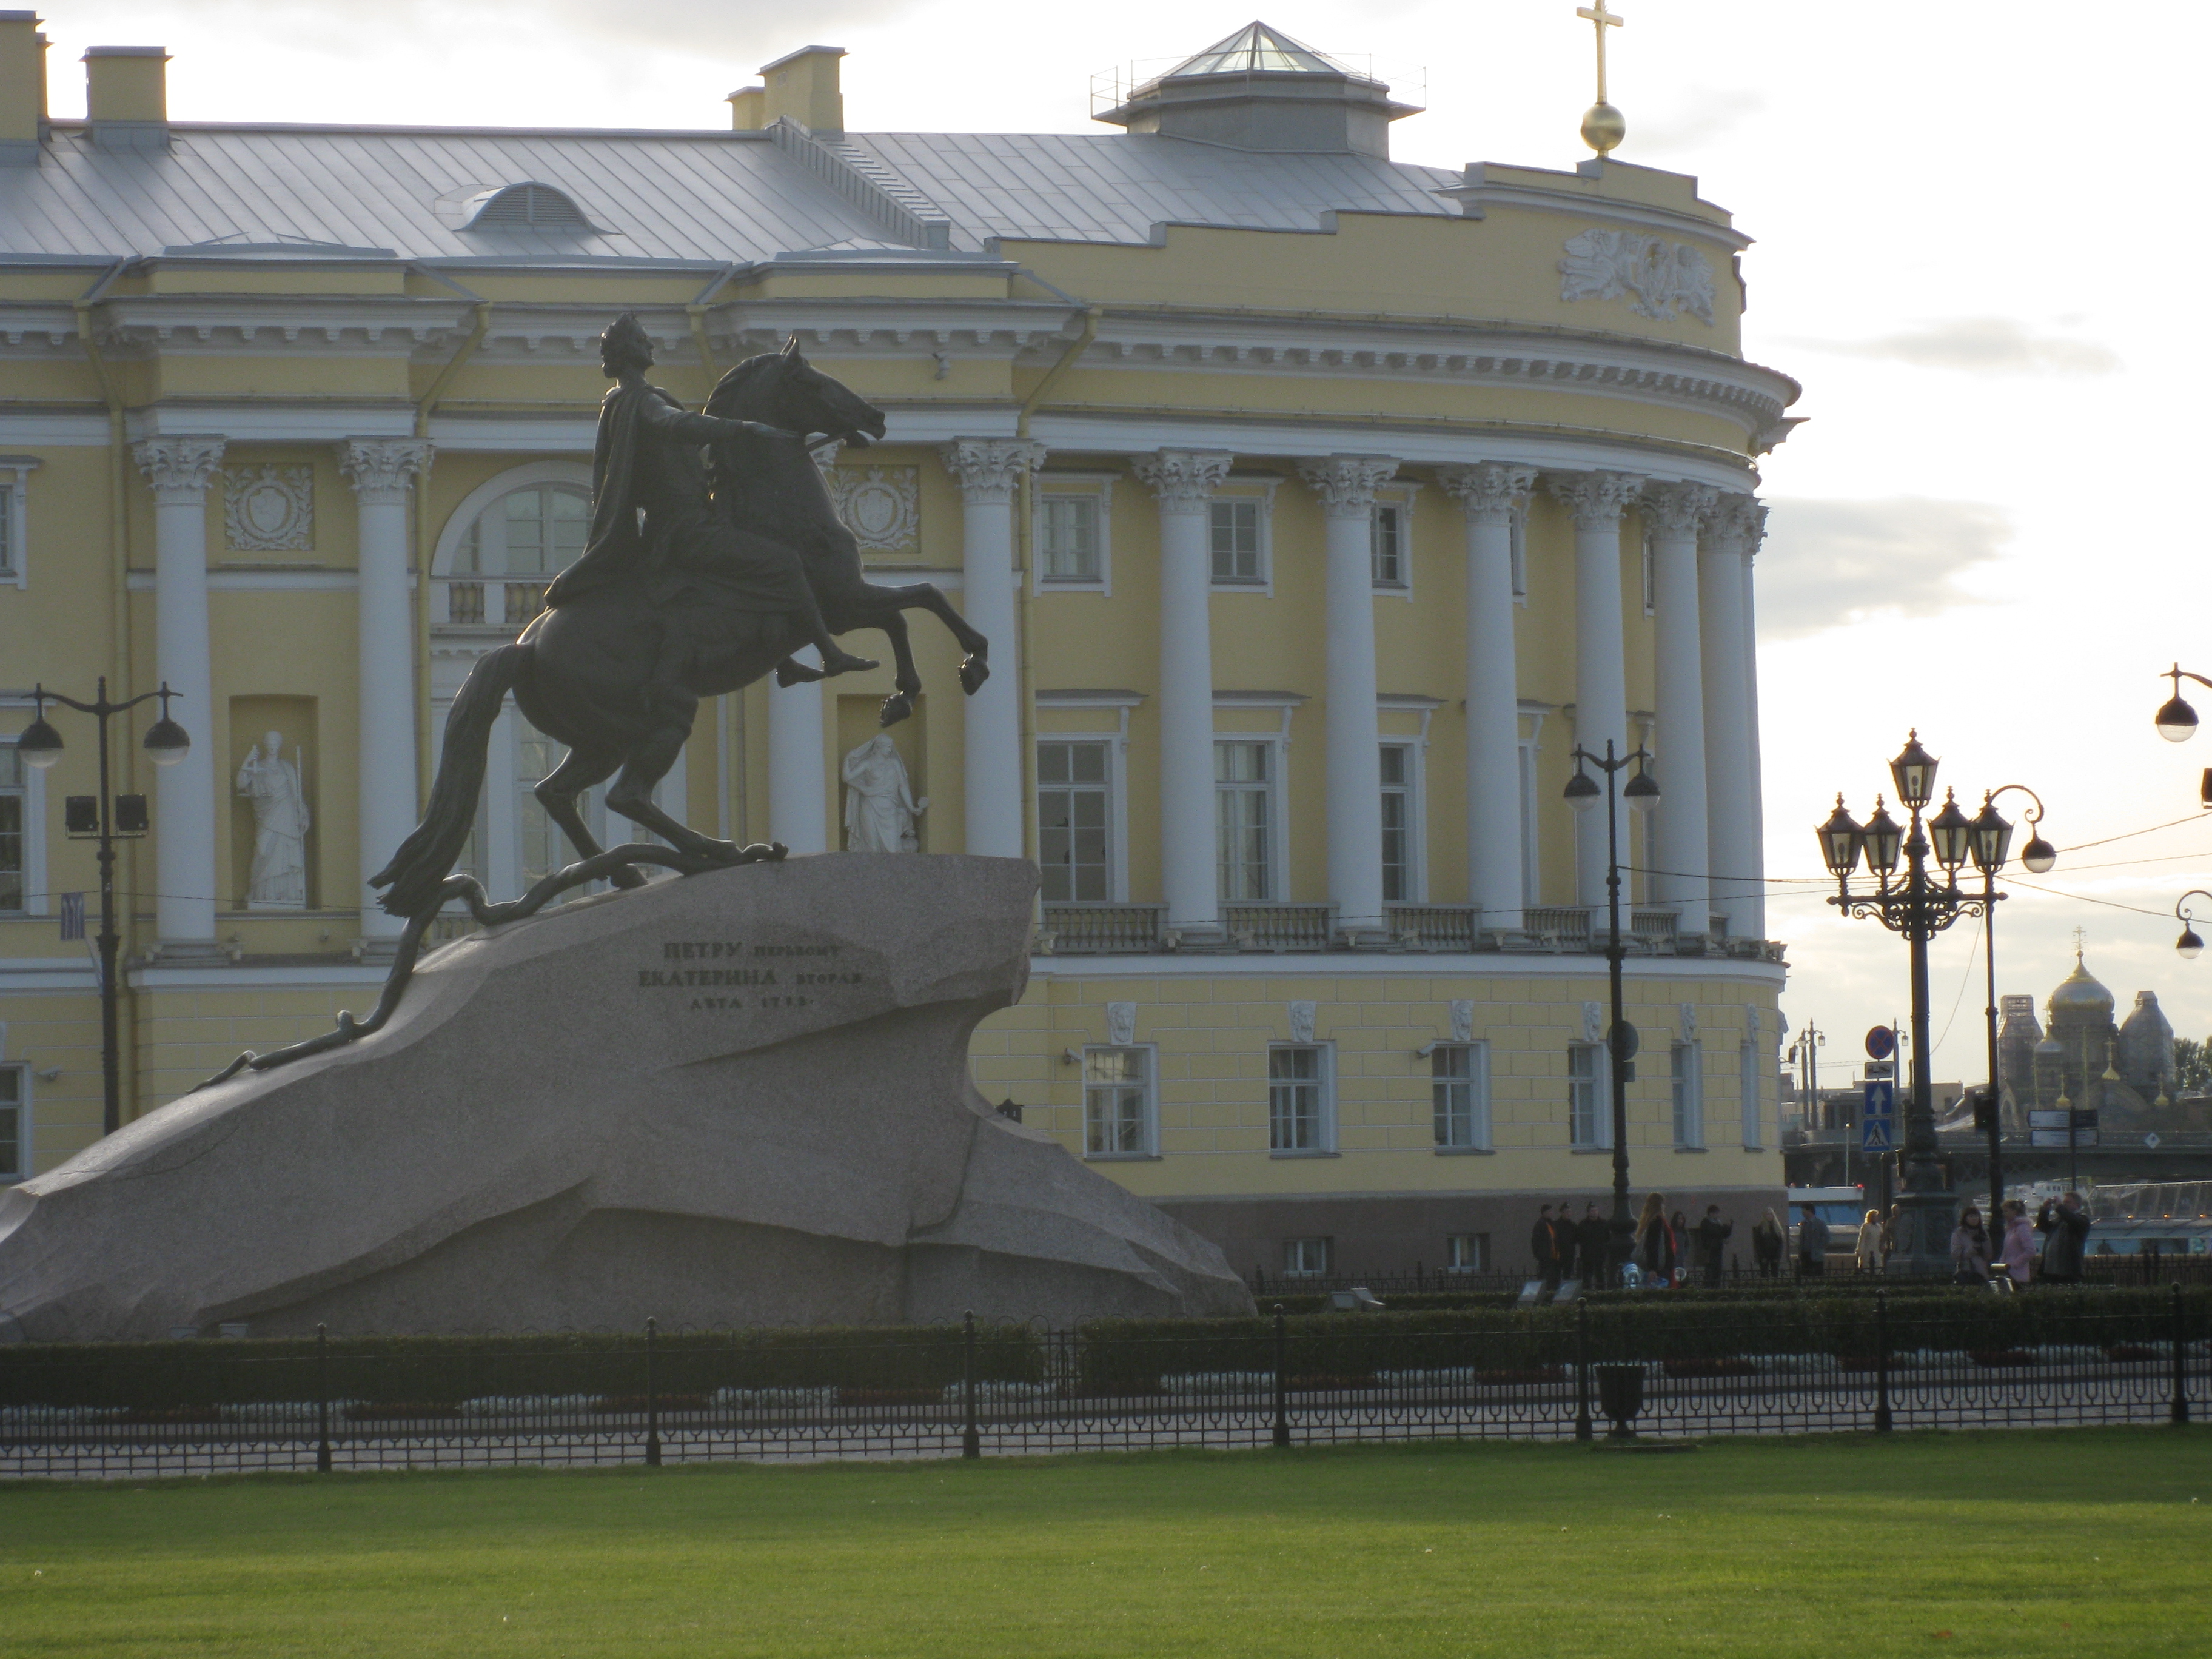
[{"x1": 1861, "y1": 1079, "x2": 1895, "y2": 1153}]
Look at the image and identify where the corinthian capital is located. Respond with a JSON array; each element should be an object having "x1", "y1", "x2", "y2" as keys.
[
  {"x1": 1435, "y1": 461, "x2": 1537, "y2": 526},
  {"x1": 1131, "y1": 449, "x2": 1233, "y2": 512},
  {"x1": 939, "y1": 438, "x2": 1047, "y2": 505},
  {"x1": 1705, "y1": 492, "x2": 1768, "y2": 558},
  {"x1": 337, "y1": 438, "x2": 434, "y2": 504},
  {"x1": 133, "y1": 436, "x2": 226, "y2": 501},
  {"x1": 1544, "y1": 469, "x2": 1647, "y2": 528},
  {"x1": 1640, "y1": 481, "x2": 1720, "y2": 539},
  {"x1": 1296, "y1": 454, "x2": 1399, "y2": 519}
]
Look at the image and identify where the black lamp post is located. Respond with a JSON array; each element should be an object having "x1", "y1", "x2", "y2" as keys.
[
  {"x1": 1564, "y1": 739, "x2": 1658, "y2": 1281},
  {"x1": 2153, "y1": 666, "x2": 2212, "y2": 808},
  {"x1": 2176, "y1": 890, "x2": 2212, "y2": 961},
  {"x1": 15, "y1": 679, "x2": 190, "y2": 1136},
  {"x1": 1817, "y1": 731, "x2": 1994, "y2": 1276},
  {"x1": 1966, "y1": 786, "x2": 2055, "y2": 1230}
]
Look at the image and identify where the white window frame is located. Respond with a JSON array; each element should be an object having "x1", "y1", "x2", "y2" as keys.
[
  {"x1": 1517, "y1": 703, "x2": 1550, "y2": 908},
  {"x1": 1036, "y1": 691, "x2": 1139, "y2": 903},
  {"x1": 0, "y1": 729, "x2": 49, "y2": 917},
  {"x1": 0, "y1": 457, "x2": 37, "y2": 588},
  {"x1": 1509, "y1": 503, "x2": 1529, "y2": 605},
  {"x1": 431, "y1": 460, "x2": 594, "y2": 628},
  {"x1": 1369, "y1": 483, "x2": 1419, "y2": 598},
  {"x1": 1283, "y1": 1236, "x2": 1333, "y2": 1278},
  {"x1": 1208, "y1": 478, "x2": 1279, "y2": 593},
  {"x1": 1082, "y1": 1042, "x2": 1158, "y2": 1159},
  {"x1": 1740, "y1": 1037, "x2": 1763, "y2": 1149},
  {"x1": 1672, "y1": 1040, "x2": 1705, "y2": 1150},
  {"x1": 1431, "y1": 1041, "x2": 1492, "y2": 1153},
  {"x1": 1215, "y1": 736, "x2": 1284, "y2": 905},
  {"x1": 1032, "y1": 472, "x2": 1114, "y2": 594},
  {"x1": 1036, "y1": 737, "x2": 1118, "y2": 905},
  {"x1": 0, "y1": 1061, "x2": 24, "y2": 1182},
  {"x1": 1445, "y1": 1232, "x2": 1490, "y2": 1272},
  {"x1": 1379, "y1": 740, "x2": 1419, "y2": 907},
  {"x1": 1640, "y1": 523, "x2": 1657, "y2": 616},
  {"x1": 1569, "y1": 1041, "x2": 1612, "y2": 1150},
  {"x1": 1269, "y1": 1042, "x2": 1336, "y2": 1156}
]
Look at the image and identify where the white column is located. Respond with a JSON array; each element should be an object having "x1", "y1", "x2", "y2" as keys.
[
  {"x1": 768, "y1": 671, "x2": 828, "y2": 854},
  {"x1": 1299, "y1": 454, "x2": 1399, "y2": 942},
  {"x1": 135, "y1": 437, "x2": 224, "y2": 950},
  {"x1": 1132, "y1": 451, "x2": 1233, "y2": 940},
  {"x1": 1436, "y1": 463, "x2": 1535, "y2": 934},
  {"x1": 1546, "y1": 471, "x2": 1645, "y2": 911},
  {"x1": 1642, "y1": 481, "x2": 1717, "y2": 928},
  {"x1": 337, "y1": 438, "x2": 432, "y2": 942},
  {"x1": 940, "y1": 439, "x2": 1045, "y2": 859},
  {"x1": 1701, "y1": 494, "x2": 1766, "y2": 941}
]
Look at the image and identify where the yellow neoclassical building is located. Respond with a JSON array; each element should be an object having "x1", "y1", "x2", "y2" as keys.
[{"x1": 0, "y1": 20, "x2": 1797, "y2": 1281}]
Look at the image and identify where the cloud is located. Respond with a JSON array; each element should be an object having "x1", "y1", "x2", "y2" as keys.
[
  {"x1": 1800, "y1": 317, "x2": 2120, "y2": 376},
  {"x1": 1756, "y1": 497, "x2": 2011, "y2": 640},
  {"x1": 1631, "y1": 89, "x2": 1766, "y2": 152}
]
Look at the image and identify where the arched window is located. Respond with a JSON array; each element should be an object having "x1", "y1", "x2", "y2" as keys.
[
  {"x1": 464, "y1": 183, "x2": 595, "y2": 230},
  {"x1": 438, "y1": 478, "x2": 590, "y2": 628}
]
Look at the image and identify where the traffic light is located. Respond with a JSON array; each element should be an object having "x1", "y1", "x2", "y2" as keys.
[{"x1": 1971, "y1": 1089, "x2": 1999, "y2": 1133}]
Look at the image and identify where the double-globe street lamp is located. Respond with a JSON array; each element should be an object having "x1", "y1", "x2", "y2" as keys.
[
  {"x1": 15, "y1": 680, "x2": 191, "y2": 1135},
  {"x1": 1817, "y1": 732, "x2": 2009, "y2": 1275},
  {"x1": 1564, "y1": 740, "x2": 1658, "y2": 1281}
]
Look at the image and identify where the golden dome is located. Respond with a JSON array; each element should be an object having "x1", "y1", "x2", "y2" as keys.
[{"x1": 2047, "y1": 953, "x2": 2114, "y2": 1021}]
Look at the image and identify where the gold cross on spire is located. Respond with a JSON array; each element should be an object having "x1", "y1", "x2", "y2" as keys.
[
  {"x1": 1575, "y1": 2, "x2": 1627, "y2": 158},
  {"x1": 2071, "y1": 924, "x2": 2089, "y2": 959},
  {"x1": 1577, "y1": 1, "x2": 1624, "y2": 104}
]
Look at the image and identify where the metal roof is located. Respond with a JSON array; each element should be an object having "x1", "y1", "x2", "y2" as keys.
[
  {"x1": 0, "y1": 119, "x2": 1463, "y2": 268},
  {"x1": 1156, "y1": 21, "x2": 1363, "y2": 82}
]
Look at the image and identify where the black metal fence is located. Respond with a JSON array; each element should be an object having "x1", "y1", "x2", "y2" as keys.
[{"x1": 1, "y1": 1289, "x2": 2200, "y2": 1479}]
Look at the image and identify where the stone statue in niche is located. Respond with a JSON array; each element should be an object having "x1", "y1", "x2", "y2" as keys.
[
  {"x1": 842, "y1": 733, "x2": 927, "y2": 853},
  {"x1": 236, "y1": 731, "x2": 310, "y2": 908}
]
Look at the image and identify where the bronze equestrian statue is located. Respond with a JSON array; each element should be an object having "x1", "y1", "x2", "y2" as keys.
[{"x1": 371, "y1": 315, "x2": 991, "y2": 920}]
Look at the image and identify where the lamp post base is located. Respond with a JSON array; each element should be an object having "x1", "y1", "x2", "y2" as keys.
[{"x1": 1884, "y1": 1187, "x2": 1958, "y2": 1278}]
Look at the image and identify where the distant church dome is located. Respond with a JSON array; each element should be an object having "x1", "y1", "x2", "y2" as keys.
[
  {"x1": 2047, "y1": 953, "x2": 2114, "y2": 1021},
  {"x1": 2120, "y1": 989, "x2": 2176, "y2": 1098}
]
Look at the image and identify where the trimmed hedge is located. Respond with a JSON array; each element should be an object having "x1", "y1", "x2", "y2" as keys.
[{"x1": 0, "y1": 1324, "x2": 1044, "y2": 1411}]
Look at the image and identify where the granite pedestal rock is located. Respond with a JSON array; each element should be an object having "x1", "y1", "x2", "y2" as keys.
[{"x1": 0, "y1": 855, "x2": 1253, "y2": 1340}]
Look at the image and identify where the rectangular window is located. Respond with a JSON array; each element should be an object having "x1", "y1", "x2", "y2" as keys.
[
  {"x1": 1283, "y1": 1236, "x2": 1332, "y2": 1278},
  {"x1": 1269, "y1": 1044, "x2": 1332, "y2": 1153},
  {"x1": 1371, "y1": 502, "x2": 1406, "y2": 588},
  {"x1": 1446, "y1": 1232, "x2": 1489, "y2": 1272},
  {"x1": 1432, "y1": 1042, "x2": 1490, "y2": 1151},
  {"x1": 1509, "y1": 508, "x2": 1528, "y2": 600},
  {"x1": 0, "y1": 1065, "x2": 21, "y2": 1181},
  {"x1": 1640, "y1": 528, "x2": 1657, "y2": 615},
  {"x1": 1672, "y1": 1042, "x2": 1704, "y2": 1149},
  {"x1": 1210, "y1": 498, "x2": 1263, "y2": 583},
  {"x1": 1740, "y1": 1040, "x2": 1762, "y2": 1148},
  {"x1": 1569, "y1": 1042, "x2": 1610, "y2": 1150},
  {"x1": 1040, "y1": 495, "x2": 1101, "y2": 581},
  {"x1": 1037, "y1": 740, "x2": 1111, "y2": 902},
  {"x1": 1379, "y1": 743, "x2": 1413, "y2": 903},
  {"x1": 0, "y1": 745, "x2": 24, "y2": 913},
  {"x1": 1216, "y1": 740, "x2": 1273, "y2": 902},
  {"x1": 1083, "y1": 1046, "x2": 1154, "y2": 1157},
  {"x1": 0, "y1": 483, "x2": 14, "y2": 578}
]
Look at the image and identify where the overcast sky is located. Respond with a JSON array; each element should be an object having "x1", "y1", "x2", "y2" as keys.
[{"x1": 38, "y1": 1, "x2": 2210, "y2": 1094}]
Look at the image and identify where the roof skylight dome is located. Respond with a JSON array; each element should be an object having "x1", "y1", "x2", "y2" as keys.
[{"x1": 1094, "y1": 21, "x2": 1421, "y2": 158}]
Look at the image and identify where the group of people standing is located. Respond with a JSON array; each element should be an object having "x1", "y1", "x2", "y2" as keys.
[
  {"x1": 1529, "y1": 1196, "x2": 1737, "y2": 1290},
  {"x1": 1786, "y1": 1191, "x2": 2094, "y2": 1285}
]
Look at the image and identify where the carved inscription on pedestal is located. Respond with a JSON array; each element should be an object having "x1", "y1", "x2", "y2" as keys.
[{"x1": 635, "y1": 938, "x2": 869, "y2": 1014}]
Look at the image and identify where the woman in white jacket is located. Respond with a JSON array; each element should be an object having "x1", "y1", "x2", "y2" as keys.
[
  {"x1": 1854, "y1": 1208, "x2": 1885, "y2": 1273},
  {"x1": 1995, "y1": 1198, "x2": 2037, "y2": 1287}
]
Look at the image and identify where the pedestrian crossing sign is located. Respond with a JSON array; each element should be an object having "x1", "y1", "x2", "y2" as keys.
[{"x1": 1860, "y1": 1079, "x2": 1895, "y2": 1153}]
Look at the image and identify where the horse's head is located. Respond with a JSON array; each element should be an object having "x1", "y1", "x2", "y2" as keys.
[{"x1": 706, "y1": 337, "x2": 888, "y2": 447}]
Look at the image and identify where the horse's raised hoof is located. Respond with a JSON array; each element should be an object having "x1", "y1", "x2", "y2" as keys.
[
  {"x1": 776, "y1": 657, "x2": 828, "y2": 687},
  {"x1": 879, "y1": 691, "x2": 913, "y2": 727},
  {"x1": 609, "y1": 863, "x2": 652, "y2": 891},
  {"x1": 959, "y1": 653, "x2": 990, "y2": 695},
  {"x1": 819, "y1": 648, "x2": 879, "y2": 678}
]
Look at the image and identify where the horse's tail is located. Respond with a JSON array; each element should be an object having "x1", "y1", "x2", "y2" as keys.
[{"x1": 370, "y1": 641, "x2": 527, "y2": 917}]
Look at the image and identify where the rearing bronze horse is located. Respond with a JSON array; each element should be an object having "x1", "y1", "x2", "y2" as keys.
[{"x1": 371, "y1": 339, "x2": 988, "y2": 919}]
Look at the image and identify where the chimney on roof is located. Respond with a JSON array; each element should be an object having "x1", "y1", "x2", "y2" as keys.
[
  {"x1": 756, "y1": 44, "x2": 843, "y2": 135},
  {"x1": 726, "y1": 84, "x2": 766, "y2": 131},
  {"x1": 84, "y1": 44, "x2": 168, "y2": 152},
  {"x1": 0, "y1": 10, "x2": 46, "y2": 166}
]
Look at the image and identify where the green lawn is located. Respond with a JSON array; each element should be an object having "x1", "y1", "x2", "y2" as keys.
[{"x1": 1, "y1": 1431, "x2": 2207, "y2": 1657}]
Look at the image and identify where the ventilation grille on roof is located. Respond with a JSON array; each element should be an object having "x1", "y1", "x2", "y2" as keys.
[{"x1": 468, "y1": 184, "x2": 593, "y2": 229}]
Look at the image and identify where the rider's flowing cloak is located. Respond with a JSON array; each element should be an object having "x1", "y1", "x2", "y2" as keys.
[
  {"x1": 540, "y1": 380, "x2": 666, "y2": 610},
  {"x1": 541, "y1": 380, "x2": 820, "y2": 621}
]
